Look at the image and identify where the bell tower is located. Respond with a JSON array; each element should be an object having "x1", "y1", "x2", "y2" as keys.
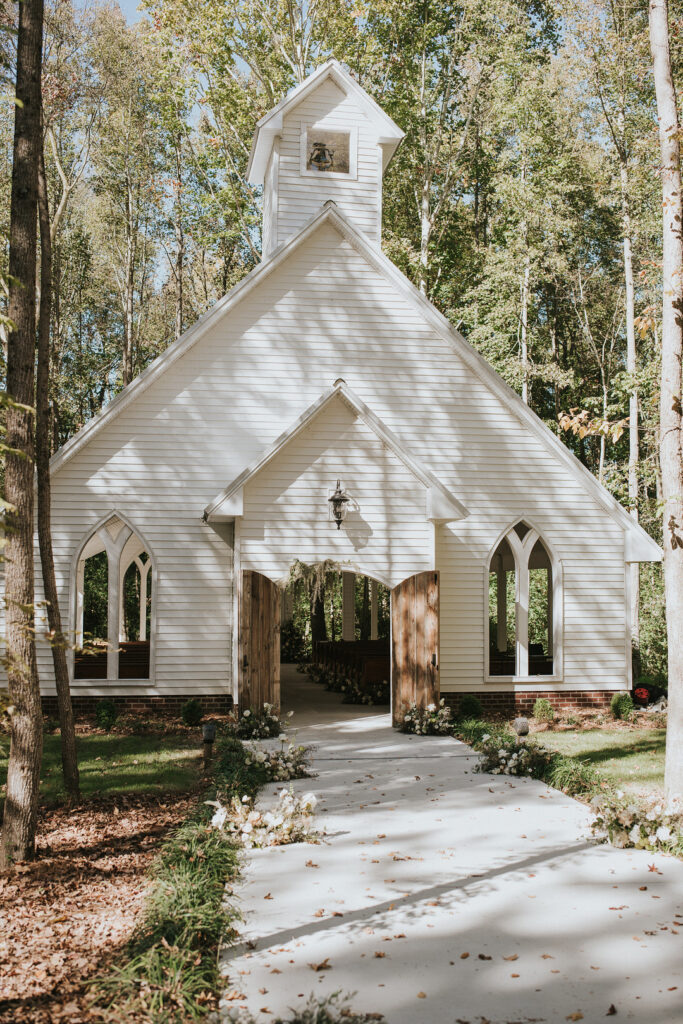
[{"x1": 247, "y1": 60, "x2": 404, "y2": 258}]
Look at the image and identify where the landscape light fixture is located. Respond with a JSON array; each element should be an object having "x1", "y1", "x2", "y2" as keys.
[{"x1": 328, "y1": 480, "x2": 350, "y2": 529}]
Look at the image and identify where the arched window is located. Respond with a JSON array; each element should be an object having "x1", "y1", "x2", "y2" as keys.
[
  {"x1": 487, "y1": 522, "x2": 560, "y2": 679},
  {"x1": 74, "y1": 514, "x2": 154, "y2": 680}
]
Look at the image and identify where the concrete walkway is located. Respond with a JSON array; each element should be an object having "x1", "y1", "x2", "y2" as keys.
[{"x1": 219, "y1": 667, "x2": 683, "y2": 1024}]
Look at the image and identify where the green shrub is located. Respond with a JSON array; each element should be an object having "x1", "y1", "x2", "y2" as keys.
[
  {"x1": 544, "y1": 754, "x2": 600, "y2": 796},
  {"x1": 454, "y1": 718, "x2": 512, "y2": 747},
  {"x1": 610, "y1": 691, "x2": 634, "y2": 720},
  {"x1": 95, "y1": 699, "x2": 118, "y2": 731},
  {"x1": 533, "y1": 697, "x2": 555, "y2": 723},
  {"x1": 181, "y1": 698, "x2": 203, "y2": 727},
  {"x1": 458, "y1": 694, "x2": 483, "y2": 719}
]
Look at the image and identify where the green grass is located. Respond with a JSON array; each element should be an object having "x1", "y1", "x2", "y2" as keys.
[
  {"x1": 0, "y1": 732, "x2": 202, "y2": 805},
  {"x1": 536, "y1": 728, "x2": 666, "y2": 799}
]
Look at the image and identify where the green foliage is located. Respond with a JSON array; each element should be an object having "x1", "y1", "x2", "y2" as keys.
[
  {"x1": 611, "y1": 691, "x2": 635, "y2": 721},
  {"x1": 83, "y1": 551, "x2": 108, "y2": 641},
  {"x1": 95, "y1": 698, "x2": 118, "y2": 732},
  {"x1": 181, "y1": 699, "x2": 203, "y2": 728},
  {"x1": 272, "y1": 993, "x2": 387, "y2": 1024},
  {"x1": 532, "y1": 697, "x2": 555, "y2": 723},
  {"x1": 543, "y1": 754, "x2": 600, "y2": 796},
  {"x1": 457, "y1": 694, "x2": 483, "y2": 719},
  {"x1": 230, "y1": 703, "x2": 283, "y2": 740}
]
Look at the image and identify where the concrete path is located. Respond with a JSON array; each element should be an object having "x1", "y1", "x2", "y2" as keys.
[{"x1": 219, "y1": 667, "x2": 683, "y2": 1024}]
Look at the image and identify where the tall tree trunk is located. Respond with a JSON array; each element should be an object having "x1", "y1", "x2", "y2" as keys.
[
  {"x1": 174, "y1": 138, "x2": 184, "y2": 342},
  {"x1": 36, "y1": 141, "x2": 80, "y2": 801},
  {"x1": 520, "y1": 256, "x2": 530, "y2": 404},
  {"x1": 122, "y1": 178, "x2": 135, "y2": 387},
  {"x1": 649, "y1": 0, "x2": 683, "y2": 806},
  {"x1": 1, "y1": 0, "x2": 44, "y2": 869},
  {"x1": 618, "y1": 136, "x2": 641, "y2": 668}
]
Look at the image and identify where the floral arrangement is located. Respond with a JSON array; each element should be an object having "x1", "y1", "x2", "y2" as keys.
[
  {"x1": 590, "y1": 791, "x2": 683, "y2": 854},
  {"x1": 243, "y1": 740, "x2": 312, "y2": 781},
  {"x1": 207, "y1": 787, "x2": 318, "y2": 849},
  {"x1": 475, "y1": 734, "x2": 555, "y2": 777},
  {"x1": 341, "y1": 677, "x2": 389, "y2": 706},
  {"x1": 400, "y1": 699, "x2": 452, "y2": 735},
  {"x1": 231, "y1": 702, "x2": 287, "y2": 739}
]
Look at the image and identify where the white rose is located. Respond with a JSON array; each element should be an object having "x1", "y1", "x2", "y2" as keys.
[
  {"x1": 629, "y1": 824, "x2": 641, "y2": 844},
  {"x1": 656, "y1": 825, "x2": 671, "y2": 843},
  {"x1": 242, "y1": 821, "x2": 253, "y2": 833},
  {"x1": 427, "y1": 703, "x2": 436, "y2": 713},
  {"x1": 243, "y1": 710, "x2": 251, "y2": 717},
  {"x1": 300, "y1": 792, "x2": 317, "y2": 810},
  {"x1": 211, "y1": 806, "x2": 228, "y2": 829},
  {"x1": 255, "y1": 750, "x2": 267, "y2": 763}
]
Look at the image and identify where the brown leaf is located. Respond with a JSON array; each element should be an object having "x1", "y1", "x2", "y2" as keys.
[
  {"x1": 306, "y1": 859, "x2": 319, "y2": 868},
  {"x1": 374, "y1": 951, "x2": 386, "y2": 958},
  {"x1": 566, "y1": 1014, "x2": 584, "y2": 1021},
  {"x1": 460, "y1": 952, "x2": 470, "y2": 959},
  {"x1": 606, "y1": 1006, "x2": 617, "y2": 1016},
  {"x1": 503, "y1": 954, "x2": 518, "y2": 961},
  {"x1": 417, "y1": 992, "x2": 427, "y2": 998},
  {"x1": 308, "y1": 958, "x2": 331, "y2": 971},
  {"x1": 263, "y1": 892, "x2": 273, "y2": 900},
  {"x1": 478, "y1": 954, "x2": 492, "y2": 960},
  {"x1": 313, "y1": 909, "x2": 325, "y2": 918}
]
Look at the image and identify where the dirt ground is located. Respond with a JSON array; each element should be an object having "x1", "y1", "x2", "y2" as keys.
[{"x1": 0, "y1": 792, "x2": 194, "y2": 1023}]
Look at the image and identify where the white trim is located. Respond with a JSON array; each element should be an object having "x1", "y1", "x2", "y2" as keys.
[
  {"x1": 49, "y1": 200, "x2": 661, "y2": 564},
  {"x1": 203, "y1": 381, "x2": 468, "y2": 524},
  {"x1": 299, "y1": 121, "x2": 358, "y2": 180},
  {"x1": 483, "y1": 519, "x2": 564, "y2": 685},
  {"x1": 232, "y1": 518, "x2": 241, "y2": 705},
  {"x1": 247, "y1": 59, "x2": 404, "y2": 184},
  {"x1": 70, "y1": 510, "x2": 157, "y2": 685}
]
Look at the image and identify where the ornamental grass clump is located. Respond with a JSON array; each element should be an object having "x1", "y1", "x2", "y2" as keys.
[
  {"x1": 532, "y1": 697, "x2": 555, "y2": 724},
  {"x1": 590, "y1": 791, "x2": 683, "y2": 854},
  {"x1": 231, "y1": 702, "x2": 285, "y2": 739},
  {"x1": 610, "y1": 691, "x2": 635, "y2": 720},
  {"x1": 401, "y1": 699, "x2": 452, "y2": 735}
]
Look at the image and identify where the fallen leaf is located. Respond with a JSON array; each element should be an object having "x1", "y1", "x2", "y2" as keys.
[
  {"x1": 503, "y1": 954, "x2": 518, "y2": 961},
  {"x1": 270, "y1": 968, "x2": 281, "y2": 974},
  {"x1": 460, "y1": 952, "x2": 470, "y2": 959},
  {"x1": 541, "y1": 954, "x2": 554, "y2": 959},
  {"x1": 306, "y1": 860, "x2": 319, "y2": 868},
  {"x1": 313, "y1": 909, "x2": 325, "y2": 918},
  {"x1": 478, "y1": 954, "x2": 492, "y2": 960},
  {"x1": 566, "y1": 1014, "x2": 584, "y2": 1021},
  {"x1": 417, "y1": 992, "x2": 427, "y2": 999},
  {"x1": 263, "y1": 892, "x2": 273, "y2": 900},
  {"x1": 374, "y1": 951, "x2": 386, "y2": 958},
  {"x1": 394, "y1": 933, "x2": 406, "y2": 938},
  {"x1": 606, "y1": 1006, "x2": 617, "y2": 1016},
  {"x1": 648, "y1": 863, "x2": 662, "y2": 874},
  {"x1": 511, "y1": 973, "x2": 520, "y2": 978},
  {"x1": 308, "y1": 958, "x2": 331, "y2": 972},
  {"x1": 639, "y1": 885, "x2": 647, "y2": 891},
  {"x1": 259, "y1": 988, "x2": 268, "y2": 995}
]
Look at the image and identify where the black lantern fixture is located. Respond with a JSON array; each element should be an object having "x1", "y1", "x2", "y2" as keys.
[{"x1": 328, "y1": 479, "x2": 350, "y2": 529}]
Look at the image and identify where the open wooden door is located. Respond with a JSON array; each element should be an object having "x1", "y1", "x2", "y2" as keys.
[
  {"x1": 391, "y1": 571, "x2": 439, "y2": 727},
  {"x1": 239, "y1": 570, "x2": 281, "y2": 712}
]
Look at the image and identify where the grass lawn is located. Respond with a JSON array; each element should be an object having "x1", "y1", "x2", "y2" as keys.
[
  {"x1": 536, "y1": 727, "x2": 666, "y2": 800},
  {"x1": 0, "y1": 732, "x2": 202, "y2": 805}
]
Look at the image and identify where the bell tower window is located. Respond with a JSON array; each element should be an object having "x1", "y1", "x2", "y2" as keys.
[{"x1": 300, "y1": 124, "x2": 357, "y2": 180}]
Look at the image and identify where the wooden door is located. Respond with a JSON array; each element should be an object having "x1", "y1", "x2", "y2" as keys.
[
  {"x1": 391, "y1": 571, "x2": 439, "y2": 727},
  {"x1": 239, "y1": 570, "x2": 281, "y2": 713}
]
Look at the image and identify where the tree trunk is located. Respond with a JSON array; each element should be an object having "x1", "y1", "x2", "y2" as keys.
[
  {"x1": 1, "y1": 0, "x2": 44, "y2": 869},
  {"x1": 122, "y1": 178, "x2": 135, "y2": 387},
  {"x1": 36, "y1": 140, "x2": 80, "y2": 801},
  {"x1": 174, "y1": 138, "x2": 184, "y2": 342},
  {"x1": 649, "y1": 0, "x2": 683, "y2": 806},
  {"x1": 520, "y1": 256, "x2": 530, "y2": 404},
  {"x1": 619, "y1": 148, "x2": 641, "y2": 667}
]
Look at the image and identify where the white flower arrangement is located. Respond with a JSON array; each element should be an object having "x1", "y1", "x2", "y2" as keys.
[
  {"x1": 242, "y1": 740, "x2": 312, "y2": 781},
  {"x1": 232, "y1": 702, "x2": 284, "y2": 739},
  {"x1": 475, "y1": 734, "x2": 554, "y2": 777},
  {"x1": 208, "y1": 787, "x2": 318, "y2": 848},
  {"x1": 590, "y1": 791, "x2": 683, "y2": 855},
  {"x1": 400, "y1": 698, "x2": 452, "y2": 735}
]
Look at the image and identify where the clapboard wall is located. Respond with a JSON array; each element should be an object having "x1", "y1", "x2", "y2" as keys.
[
  {"x1": 40, "y1": 215, "x2": 632, "y2": 700},
  {"x1": 272, "y1": 77, "x2": 382, "y2": 249}
]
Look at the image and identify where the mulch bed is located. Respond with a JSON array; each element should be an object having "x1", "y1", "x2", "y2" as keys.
[{"x1": 0, "y1": 791, "x2": 196, "y2": 1023}]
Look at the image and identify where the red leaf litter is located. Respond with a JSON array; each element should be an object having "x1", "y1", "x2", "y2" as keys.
[{"x1": 0, "y1": 792, "x2": 195, "y2": 1023}]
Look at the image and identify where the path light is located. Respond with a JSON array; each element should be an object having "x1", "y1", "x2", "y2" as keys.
[
  {"x1": 328, "y1": 479, "x2": 350, "y2": 530},
  {"x1": 202, "y1": 720, "x2": 217, "y2": 768},
  {"x1": 513, "y1": 716, "x2": 529, "y2": 745}
]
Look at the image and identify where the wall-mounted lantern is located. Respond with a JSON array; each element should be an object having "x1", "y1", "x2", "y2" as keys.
[{"x1": 328, "y1": 479, "x2": 350, "y2": 529}]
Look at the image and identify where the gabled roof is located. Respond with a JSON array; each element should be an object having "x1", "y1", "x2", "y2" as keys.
[
  {"x1": 50, "y1": 200, "x2": 661, "y2": 563},
  {"x1": 246, "y1": 59, "x2": 404, "y2": 184},
  {"x1": 202, "y1": 382, "x2": 468, "y2": 525}
]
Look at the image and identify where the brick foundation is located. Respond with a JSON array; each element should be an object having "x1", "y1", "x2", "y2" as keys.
[
  {"x1": 442, "y1": 690, "x2": 614, "y2": 718},
  {"x1": 41, "y1": 694, "x2": 234, "y2": 718}
]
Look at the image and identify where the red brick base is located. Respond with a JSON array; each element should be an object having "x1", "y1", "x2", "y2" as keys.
[
  {"x1": 41, "y1": 694, "x2": 234, "y2": 718},
  {"x1": 442, "y1": 690, "x2": 614, "y2": 717}
]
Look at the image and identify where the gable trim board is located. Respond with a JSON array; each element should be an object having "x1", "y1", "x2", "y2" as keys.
[
  {"x1": 247, "y1": 59, "x2": 405, "y2": 184},
  {"x1": 50, "y1": 201, "x2": 661, "y2": 566},
  {"x1": 203, "y1": 381, "x2": 468, "y2": 526}
]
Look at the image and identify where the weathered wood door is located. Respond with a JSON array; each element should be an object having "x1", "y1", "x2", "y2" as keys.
[
  {"x1": 239, "y1": 570, "x2": 281, "y2": 712},
  {"x1": 391, "y1": 571, "x2": 439, "y2": 727}
]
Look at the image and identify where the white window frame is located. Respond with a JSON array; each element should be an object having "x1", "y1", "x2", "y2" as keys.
[
  {"x1": 299, "y1": 120, "x2": 358, "y2": 181},
  {"x1": 70, "y1": 511, "x2": 157, "y2": 686},
  {"x1": 483, "y1": 521, "x2": 563, "y2": 684}
]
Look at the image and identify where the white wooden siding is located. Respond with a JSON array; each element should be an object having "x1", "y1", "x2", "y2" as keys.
[
  {"x1": 273, "y1": 78, "x2": 381, "y2": 249},
  {"x1": 43, "y1": 217, "x2": 630, "y2": 697},
  {"x1": 239, "y1": 395, "x2": 434, "y2": 586}
]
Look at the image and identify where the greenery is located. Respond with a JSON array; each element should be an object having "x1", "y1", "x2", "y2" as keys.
[
  {"x1": 611, "y1": 691, "x2": 635, "y2": 721},
  {"x1": 230, "y1": 703, "x2": 284, "y2": 739},
  {"x1": 0, "y1": 732, "x2": 202, "y2": 806},
  {"x1": 95, "y1": 697, "x2": 118, "y2": 731},
  {"x1": 457, "y1": 694, "x2": 483, "y2": 719},
  {"x1": 536, "y1": 728, "x2": 666, "y2": 801},
  {"x1": 532, "y1": 697, "x2": 555, "y2": 723},
  {"x1": 181, "y1": 698, "x2": 203, "y2": 728}
]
